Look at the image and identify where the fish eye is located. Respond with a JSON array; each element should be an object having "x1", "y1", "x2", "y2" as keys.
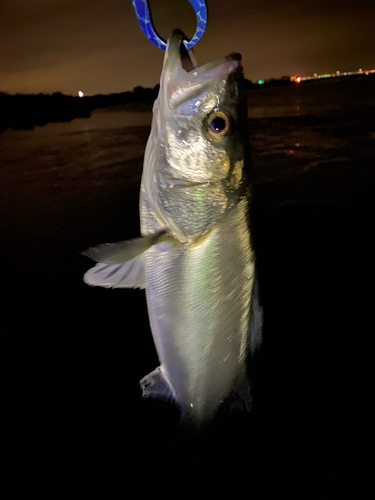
[{"x1": 207, "y1": 111, "x2": 230, "y2": 139}]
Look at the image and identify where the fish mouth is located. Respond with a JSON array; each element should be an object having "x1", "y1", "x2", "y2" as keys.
[
  {"x1": 167, "y1": 29, "x2": 199, "y2": 74},
  {"x1": 165, "y1": 29, "x2": 242, "y2": 107}
]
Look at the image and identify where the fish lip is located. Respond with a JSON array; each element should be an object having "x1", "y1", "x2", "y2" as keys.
[
  {"x1": 166, "y1": 29, "x2": 242, "y2": 84},
  {"x1": 167, "y1": 29, "x2": 198, "y2": 76},
  {"x1": 165, "y1": 31, "x2": 242, "y2": 108}
]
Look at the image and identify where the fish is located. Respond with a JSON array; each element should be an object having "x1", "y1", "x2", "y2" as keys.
[{"x1": 83, "y1": 29, "x2": 262, "y2": 425}]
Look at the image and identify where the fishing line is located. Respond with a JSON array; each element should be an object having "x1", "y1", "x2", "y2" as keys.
[{"x1": 131, "y1": 0, "x2": 208, "y2": 50}]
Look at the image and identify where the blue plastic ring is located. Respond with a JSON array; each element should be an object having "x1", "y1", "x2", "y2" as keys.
[{"x1": 131, "y1": 0, "x2": 208, "y2": 50}]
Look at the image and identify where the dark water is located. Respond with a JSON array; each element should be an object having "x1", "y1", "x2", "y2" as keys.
[{"x1": 2, "y1": 77, "x2": 374, "y2": 497}]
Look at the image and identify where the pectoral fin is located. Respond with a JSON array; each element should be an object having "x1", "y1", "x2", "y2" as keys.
[
  {"x1": 82, "y1": 231, "x2": 178, "y2": 289},
  {"x1": 83, "y1": 257, "x2": 146, "y2": 289},
  {"x1": 82, "y1": 233, "x2": 164, "y2": 265}
]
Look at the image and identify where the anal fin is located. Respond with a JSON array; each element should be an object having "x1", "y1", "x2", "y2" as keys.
[
  {"x1": 248, "y1": 269, "x2": 263, "y2": 355},
  {"x1": 140, "y1": 366, "x2": 175, "y2": 401}
]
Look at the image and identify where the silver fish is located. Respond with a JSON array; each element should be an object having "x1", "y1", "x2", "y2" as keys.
[{"x1": 83, "y1": 30, "x2": 262, "y2": 425}]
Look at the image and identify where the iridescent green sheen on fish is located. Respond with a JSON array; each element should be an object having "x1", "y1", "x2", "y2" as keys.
[{"x1": 83, "y1": 29, "x2": 261, "y2": 425}]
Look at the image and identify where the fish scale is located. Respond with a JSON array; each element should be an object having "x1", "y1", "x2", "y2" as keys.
[
  {"x1": 83, "y1": 30, "x2": 261, "y2": 425},
  {"x1": 142, "y1": 193, "x2": 254, "y2": 421}
]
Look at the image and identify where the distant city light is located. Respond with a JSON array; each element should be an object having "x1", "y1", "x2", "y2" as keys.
[
  {"x1": 298, "y1": 67, "x2": 374, "y2": 82},
  {"x1": 258, "y1": 79, "x2": 264, "y2": 84},
  {"x1": 290, "y1": 75, "x2": 301, "y2": 83},
  {"x1": 78, "y1": 90, "x2": 84, "y2": 98}
]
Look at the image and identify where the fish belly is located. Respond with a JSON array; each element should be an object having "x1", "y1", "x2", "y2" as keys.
[{"x1": 143, "y1": 198, "x2": 254, "y2": 421}]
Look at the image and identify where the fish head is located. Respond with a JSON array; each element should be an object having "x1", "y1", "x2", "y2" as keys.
[{"x1": 142, "y1": 30, "x2": 250, "y2": 242}]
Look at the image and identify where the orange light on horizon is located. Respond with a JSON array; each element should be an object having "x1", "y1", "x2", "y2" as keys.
[{"x1": 291, "y1": 75, "x2": 301, "y2": 83}]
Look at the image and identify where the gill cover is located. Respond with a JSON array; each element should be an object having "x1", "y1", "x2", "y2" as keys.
[{"x1": 141, "y1": 30, "x2": 249, "y2": 243}]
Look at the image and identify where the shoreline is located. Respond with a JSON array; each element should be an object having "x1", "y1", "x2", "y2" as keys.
[{"x1": 2, "y1": 73, "x2": 373, "y2": 133}]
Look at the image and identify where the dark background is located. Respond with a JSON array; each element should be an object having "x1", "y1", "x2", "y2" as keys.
[
  {"x1": 2, "y1": 0, "x2": 373, "y2": 489},
  {"x1": 1, "y1": 0, "x2": 374, "y2": 94},
  {"x1": 3, "y1": 107, "x2": 373, "y2": 497}
]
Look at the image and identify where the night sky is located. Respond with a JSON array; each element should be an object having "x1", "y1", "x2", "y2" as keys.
[{"x1": 1, "y1": 0, "x2": 374, "y2": 95}]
